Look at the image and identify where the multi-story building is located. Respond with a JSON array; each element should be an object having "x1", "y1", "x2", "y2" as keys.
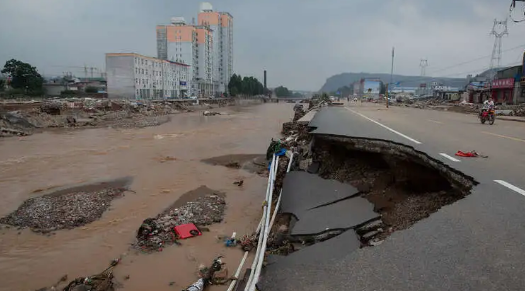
[
  {"x1": 106, "y1": 53, "x2": 190, "y2": 100},
  {"x1": 198, "y1": 2, "x2": 233, "y2": 94},
  {"x1": 156, "y1": 3, "x2": 233, "y2": 97},
  {"x1": 157, "y1": 17, "x2": 215, "y2": 97}
]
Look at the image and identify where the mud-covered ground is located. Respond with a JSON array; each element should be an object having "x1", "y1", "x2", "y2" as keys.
[
  {"x1": 0, "y1": 102, "x2": 294, "y2": 291},
  {"x1": 0, "y1": 98, "x2": 254, "y2": 137}
]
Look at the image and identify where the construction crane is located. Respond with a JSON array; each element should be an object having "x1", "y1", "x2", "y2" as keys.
[{"x1": 510, "y1": 0, "x2": 525, "y2": 22}]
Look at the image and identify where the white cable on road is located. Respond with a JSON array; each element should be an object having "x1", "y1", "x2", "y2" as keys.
[
  {"x1": 226, "y1": 251, "x2": 249, "y2": 291},
  {"x1": 244, "y1": 154, "x2": 276, "y2": 290},
  {"x1": 269, "y1": 154, "x2": 294, "y2": 232},
  {"x1": 247, "y1": 153, "x2": 295, "y2": 291},
  {"x1": 246, "y1": 156, "x2": 279, "y2": 291},
  {"x1": 346, "y1": 108, "x2": 422, "y2": 145}
]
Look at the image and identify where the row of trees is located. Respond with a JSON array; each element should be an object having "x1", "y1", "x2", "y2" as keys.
[
  {"x1": 1, "y1": 59, "x2": 45, "y2": 95},
  {"x1": 274, "y1": 86, "x2": 303, "y2": 98},
  {"x1": 227, "y1": 74, "x2": 267, "y2": 96}
]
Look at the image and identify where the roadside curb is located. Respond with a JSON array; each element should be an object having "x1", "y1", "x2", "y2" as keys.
[{"x1": 498, "y1": 117, "x2": 525, "y2": 123}]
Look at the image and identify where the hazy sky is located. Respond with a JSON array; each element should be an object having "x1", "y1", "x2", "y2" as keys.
[{"x1": 1, "y1": 0, "x2": 525, "y2": 90}]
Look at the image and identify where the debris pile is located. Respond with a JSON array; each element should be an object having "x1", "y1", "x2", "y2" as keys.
[
  {"x1": 514, "y1": 104, "x2": 525, "y2": 116},
  {"x1": 133, "y1": 195, "x2": 226, "y2": 252},
  {"x1": 183, "y1": 256, "x2": 232, "y2": 291},
  {"x1": 36, "y1": 258, "x2": 120, "y2": 291},
  {"x1": 203, "y1": 110, "x2": 221, "y2": 116},
  {"x1": 0, "y1": 187, "x2": 126, "y2": 233},
  {"x1": 0, "y1": 98, "x2": 235, "y2": 137}
]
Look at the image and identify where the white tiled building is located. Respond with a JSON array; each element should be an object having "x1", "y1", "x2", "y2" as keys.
[{"x1": 106, "y1": 53, "x2": 190, "y2": 99}]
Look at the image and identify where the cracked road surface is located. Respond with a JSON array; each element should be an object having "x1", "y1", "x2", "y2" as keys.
[{"x1": 262, "y1": 103, "x2": 525, "y2": 291}]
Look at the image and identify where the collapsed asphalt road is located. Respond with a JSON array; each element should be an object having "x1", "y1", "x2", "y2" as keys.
[{"x1": 260, "y1": 104, "x2": 525, "y2": 291}]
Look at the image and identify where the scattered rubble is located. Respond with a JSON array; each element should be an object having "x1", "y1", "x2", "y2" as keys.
[
  {"x1": 0, "y1": 182, "x2": 130, "y2": 233},
  {"x1": 36, "y1": 258, "x2": 120, "y2": 291},
  {"x1": 392, "y1": 97, "x2": 525, "y2": 117},
  {"x1": 203, "y1": 111, "x2": 221, "y2": 116},
  {"x1": 133, "y1": 187, "x2": 226, "y2": 252},
  {"x1": 0, "y1": 98, "x2": 235, "y2": 138}
]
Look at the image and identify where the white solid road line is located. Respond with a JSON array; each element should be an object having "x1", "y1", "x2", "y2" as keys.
[
  {"x1": 494, "y1": 180, "x2": 525, "y2": 196},
  {"x1": 439, "y1": 153, "x2": 461, "y2": 162},
  {"x1": 346, "y1": 108, "x2": 422, "y2": 144}
]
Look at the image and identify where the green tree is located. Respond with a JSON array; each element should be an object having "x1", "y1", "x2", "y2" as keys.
[
  {"x1": 379, "y1": 82, "x2": 386, "y2": 94},
  {"x1": 228, "y1": 74, "x2": 264, "y2": 96},
  {"x1": 274, "y1": 86, "x2": 291, "y2": 97},
  {"x1": 1, "y1": 59, "x2": 44, "y2": 92},
  {"x1": 228, "y1": 74, "x2": 242, "y2": 96},
  {"x1": 334, "y1": 85, "x2": 353, "y2": 97},
  {"x1": 0, "y1": 79, "x2": 5, "y2": 92},
  {"x1": 85, "y1": 86, "x2": 98, "y2": 93}
]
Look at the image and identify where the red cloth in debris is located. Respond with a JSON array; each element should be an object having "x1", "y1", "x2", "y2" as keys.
[
  {"x1": 174, "y1": 223, "x2": 201, "y2": 239},
  {"x1": 455, "y1": 151, "x2": 478, "y2": 157}
]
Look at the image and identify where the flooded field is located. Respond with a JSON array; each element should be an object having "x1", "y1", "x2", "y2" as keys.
[{"x1": 0, "y1": 102, "x2": 293, "y2": 291}]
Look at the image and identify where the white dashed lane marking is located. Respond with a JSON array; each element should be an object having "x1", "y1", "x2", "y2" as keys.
[
  {"x1": 494, "y1": 180, "x2": 525, "y2": 196},
  {"x1": 439, "y1": 153, "x2": 461, "y2": 162},
  {"x1": 346, "y1": 108, "x2": 422, "y2": 145}
]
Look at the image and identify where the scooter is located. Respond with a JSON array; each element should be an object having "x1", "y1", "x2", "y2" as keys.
[{"x1": 480, "y1": 108, "x2": 495, "y2": 125}]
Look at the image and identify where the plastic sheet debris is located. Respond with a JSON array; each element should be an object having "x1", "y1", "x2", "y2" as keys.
[
  {"x1": 455, "y1": 150, "x2": 488, "y2": 158},
  {"x1": 174, "y1": 223, "x2": 202, "y2": 239}
]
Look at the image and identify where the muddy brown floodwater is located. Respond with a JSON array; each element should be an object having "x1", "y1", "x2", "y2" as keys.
[{"x1": 0, "y1": 103, "x2": 294, "y2": 291}]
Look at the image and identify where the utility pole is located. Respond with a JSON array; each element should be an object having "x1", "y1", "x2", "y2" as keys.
[
  {"x1": 385, "y1": 83, "x2": 389, "y2": 108},
  {"x1": 419, "y1": 59, "x2": 428, "y2": 76},
  {"x1": 390, "y1": 47, "x2": 395, "y2": 94}
]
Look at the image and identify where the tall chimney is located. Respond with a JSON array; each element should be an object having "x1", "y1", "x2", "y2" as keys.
[{"x1": 263, "y1": 70, "x2": 267, "y2": 89}]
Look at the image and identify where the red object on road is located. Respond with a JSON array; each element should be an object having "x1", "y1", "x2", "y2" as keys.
[
  {"x1": 455, "y1": 151, "x2": 479, "y2": 158},
  {"x1": 174, "y1": 223, "x2": 202, "y2": 239}
]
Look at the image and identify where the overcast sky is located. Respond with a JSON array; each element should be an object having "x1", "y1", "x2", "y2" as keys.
[{"x1": 1, "y1": 0, "x2": 525, "y2": 90}]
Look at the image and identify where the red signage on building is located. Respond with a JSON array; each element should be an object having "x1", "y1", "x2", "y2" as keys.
[{"x1": 491, "y1": 78, "x2": 514, "y2": 89}]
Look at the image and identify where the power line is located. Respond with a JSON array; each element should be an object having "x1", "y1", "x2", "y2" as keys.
[{"x1": 426, "y1": 43, "x2": 525, "y2": 75}]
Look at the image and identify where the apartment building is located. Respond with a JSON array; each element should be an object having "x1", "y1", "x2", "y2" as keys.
[
  {"x1": 106, "y1": 53, "x2": 190, "y2": 100},
  {"x1": 198, "y1": 3, "x2": 233, "y2": 94},
  {"x1": 157, "y1": 17, "x2": 215, "y2": 97}
]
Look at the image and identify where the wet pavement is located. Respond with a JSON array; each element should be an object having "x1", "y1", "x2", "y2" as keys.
[{"x1": 0, "y1": 103, "x2": 293, "y2": 291}]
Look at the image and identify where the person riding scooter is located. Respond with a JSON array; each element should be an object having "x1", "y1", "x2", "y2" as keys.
[{"x1": 480, "y1": 98, "x2": 495, "y2": 117}]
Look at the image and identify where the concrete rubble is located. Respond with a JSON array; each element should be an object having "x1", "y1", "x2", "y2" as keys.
[
  {"x1": 392, "y1": 97, "x2": 525, "y2": 116},
  {"x1": 133, "y1": 194, "x2": 226, "y2": 252},
  {"x1": 0, "y1": 187, "x2": 127, "y2": 233}
]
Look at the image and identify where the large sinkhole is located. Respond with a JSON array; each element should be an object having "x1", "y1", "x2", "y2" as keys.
[
  {"x1": 269, "y1": 135, "x2": 476, "y2": 255},
  {"x1": 313, "y1": 137, "x2": 474, "y2": 241}
]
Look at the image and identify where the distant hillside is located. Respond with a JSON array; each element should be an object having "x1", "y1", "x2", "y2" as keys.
[{"x1": 319, "y1": 72, "x2": 468, "y2": 92}]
